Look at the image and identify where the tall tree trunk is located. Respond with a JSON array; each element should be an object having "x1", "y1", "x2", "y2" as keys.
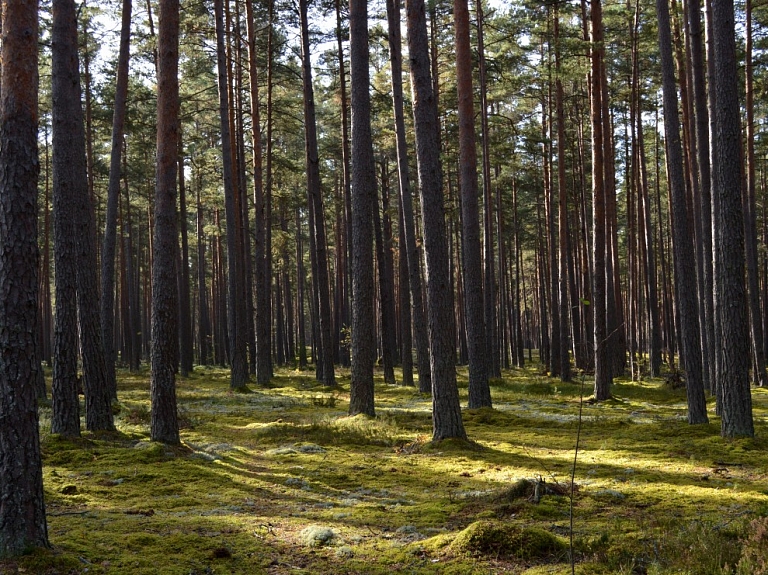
[
  {"x1": 657, "y1": 0, "x2": 708, "y2": 424},
  {"x1": 150, "y1": 0, "x2": 181, "y2": 444},
  {"x1": 52, "y1": 0, "x2": 114, "y2": 434},
  {"x1": 348, "y1": 0, "x2": 375, "y2": 415},
  {"x1": 554, "y1": 6, "x2": 571, "y2": 381},
  {"x1": 101, "y1": 0, "x2": 131, "y2": 399},
  {"x1": 385, "y1": 0, "x2": 431, "y2": 393},
  {"x1": 299, "y1": 0, "x2": 335, "y2": 387},
  {"x1": 454, "y1": 0, "x2": 491, "y2": 408},
  {"x1": 245, "y1": 0, "x2": 270, "y2": 385},
  {"x1": 711, "y1": 0, "x2": 754, "y2": 437},
  {"x1": 0, "y1": 0, "x2": 50, "y2": 551},
  {"x1": 477, "y1": 0, "x2": 499, "y2": 380},
  {"x1": 743, "y1": 0, "x2": 767, "y2": 387},
  {"x1": 591, "y1": 0, "x2": 612, "y2": 401},
  {"x1": 214, "y1": 0, "x2": 247, "y2": 390},
  {"x1": 335, "y1": 0, "x2": 352, "y2": 369},
  {"x1": 406, "y1": 0, "x2": 466, "y2": 439}
]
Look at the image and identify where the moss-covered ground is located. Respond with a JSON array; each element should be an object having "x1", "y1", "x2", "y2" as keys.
[{"x1": 4, "y1": 363, "x2": 768, "y2": 574}]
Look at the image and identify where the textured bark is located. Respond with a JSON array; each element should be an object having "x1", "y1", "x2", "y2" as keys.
[
  {"x1": 406, "y1": 0, "x2": 466, "y2": 439},
  {"x1": 348, "y1": 0, "x2": 375, "y2": 416},
  {"x1": 245, "y1": 0, "x2": 270, "y2": 385},
  {"x1": 657, "y1": 0, "x2": 708, "y2": 424},
  {"x1": 61, "y1": 1, "x2": 114, "y2": 431},
  {"x1": 150, "y1": 0, "x2": 180, "y2": 445},
  {"x1": 743, "y1": 0, "x2": 768, "y2": 388},
  {"x1": 101, "y1": 0, "x2": 131, "y2": 399},
  {"x1": 477, "y1": 0, "x2": 499, "y2": 380},
  {"x1": 385, "y1": 0, "x2": 431, "y2": 393},
  {"x1": 453, "y1": 0, "x2": 491, "y2": 409},
  {"x1": 711, "y1": 0, "x2": 754, "y2": 437},
  {"x1": 214, "y1": 0, "x2": 247, "y2": 390},
  {"x1": 51, "y1": 0, "x2": 86, "y2": 437},
  {"x1": 0, "y1": 0, "x2": 49, "y2": 553},
  {"x1": 299, "y1": 0, "x2": 335, "y2": 387},
  {"x1": 685, "y1": 0, "x2": 715, "y2": 391},
  {"x1": 591, "y1": 0, "x2": 612, "y2": 401}
]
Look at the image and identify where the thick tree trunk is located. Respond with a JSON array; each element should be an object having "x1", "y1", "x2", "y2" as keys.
[
  {"x1": 454, "y1": 0, "x2": 491, "y2": 409},
  {"x1": 52, "y1": 0, "x2": 114, "y2": 434},
  {"x1": 348, "y1": 0, "x2": 376, "y2": 415},
  {"x1": 743, "y1": 0, "x2": 768, "y2": 387},
  {"x1": 711, "y1": 0, "x2": 754, "y2": 437},
  {"x1": 150, "y1": 0, "x2": 181, "y2": 444},
  {"x1": 406, "y1": 0, "x2": 466, "y2": 439},
  {"x1": 0, "y1": 0, "x2": 50, "y2": 552}
]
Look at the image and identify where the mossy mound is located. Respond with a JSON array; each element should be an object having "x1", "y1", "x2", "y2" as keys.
[{"x1": 449, "y1": 520, "x2": 566, "y2": 561}]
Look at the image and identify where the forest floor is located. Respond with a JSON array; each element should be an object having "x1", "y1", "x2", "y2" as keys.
[{"x1": 3, "y1": 362, "x2": 768, "y2": 574}]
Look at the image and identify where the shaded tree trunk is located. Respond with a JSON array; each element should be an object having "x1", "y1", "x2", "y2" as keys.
[{"x1": 0, "y1": 0, "x2": 50, "y2": 551}]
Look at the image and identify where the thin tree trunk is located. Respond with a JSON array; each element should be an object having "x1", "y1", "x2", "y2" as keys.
[
  {"x1": 299, "y1": 0, "x2": 335, "y2": 387},
  {"x1": 101, "y1": 0, "x2": 132, "y2": 399},
  {"x1": 385, "y1": 0, "x2": 431, "y2": 393}
]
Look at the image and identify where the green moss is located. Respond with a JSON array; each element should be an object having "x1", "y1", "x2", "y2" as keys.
[
  {"x1": 449, "y1": 520, "x2": 566, "y2": 560},
  {"x1": 17, "y1": 363, "x2": 768, "y2": 574}
]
